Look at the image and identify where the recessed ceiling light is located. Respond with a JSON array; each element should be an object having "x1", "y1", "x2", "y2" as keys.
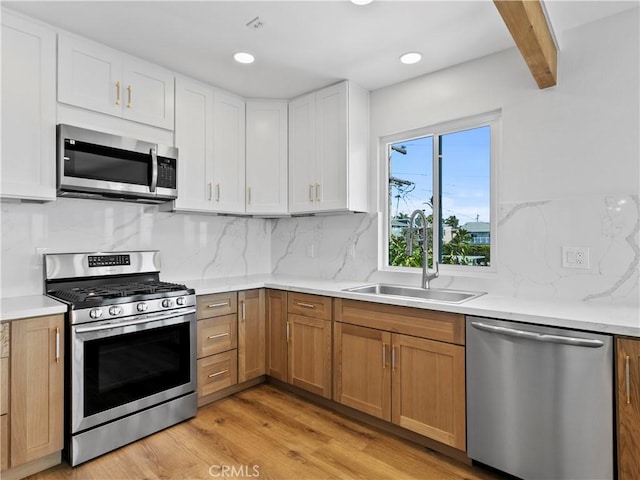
[
  {"x1": 234, "y1": 52, "x2": 255, "y2": 64},
  {"x1": 400, "y1": 52, "x2": 422, "y2": 65},
  {"x1": 350, "y1": 0, "x2": 373, "y2": 5}
]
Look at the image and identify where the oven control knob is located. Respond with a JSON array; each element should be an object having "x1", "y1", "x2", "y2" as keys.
[
  {"x1": 109, "y1": 306, "x2": 123, "y2": 316},
  {"x1": 89, "y1": 308, "x2": 103, "y2": 319},
  {"x1": 176, "y1": 296, "x2": 186, "y2": 306},
  {"x1": 137, "y1": 302, "x2": 148, "y2": 312},
  {"x1": 162, "y1": 298, "x2": 174, "y2": 308}
]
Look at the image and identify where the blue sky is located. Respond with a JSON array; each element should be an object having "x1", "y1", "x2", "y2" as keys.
[{"x1": 390, "y1": 125, "x2": 490, "y2": 226}]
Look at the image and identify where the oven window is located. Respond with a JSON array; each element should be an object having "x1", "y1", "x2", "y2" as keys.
[{"x1": 83, "y1": 322, "x2": 191, "y2": 416}]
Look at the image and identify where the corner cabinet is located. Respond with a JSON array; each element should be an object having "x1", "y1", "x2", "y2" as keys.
[
  {"x1": 1, "y1": 315, "x2": 64, "y2": 478},
  {"x1": 245, "y1": 101, "x2": 288, "y2": 215},
  {"x1": 57, "y1": 34, "x2": 174, "y2": 130},
  {"x1": 1, "y1": 10, "x2": 56, "y2": 201},
  {"x1": 617, "y1": 337, "x2": 640, "y2": 480},
  {"x1": 238, "y1": 289, "x2": 266, "y2": 382},
  {"x1": 333, "y1": 299, "x2": 466, "y2": 451},
  {"x1": 288, "y1": 81, "x2": 369, "y2": 214}
]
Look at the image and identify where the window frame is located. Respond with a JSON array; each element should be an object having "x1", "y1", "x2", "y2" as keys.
[{"x1": 379, "y1": 110, "x2": 500, "y2": 276}]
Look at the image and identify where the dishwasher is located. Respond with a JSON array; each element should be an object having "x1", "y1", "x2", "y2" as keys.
[{"x1": 466, "y1": 316, "x2": 613, "y2": 480}]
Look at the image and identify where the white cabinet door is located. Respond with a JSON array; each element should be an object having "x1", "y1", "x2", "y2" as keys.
[
  {"x1": 57, "y1": 34, "x2": 122, "y2": 117},
  {"x1": 246, "y1": 101, "x2": 288, "y2": 215},
  {"x1": 57, "y1": 34, "x2": 174, "y2": 130},
  {"x1": 122, "y1": 57, "x2": 174, "y2": 130},
  {"x1": 174, "y1": 76, "x2": 215, "y2": 212},
  {"x1": 288, "y1": 92, "x2": 317, "y2": 214},
  {"x1": 212, "y1": 89, "x2": 246, "y2": 214},
  {"x1": 315, "y1": 82, "x2": 348, "y2": 211},
  {"x1": 1, "y1": 10, "x2": 56, "y2": 201}
]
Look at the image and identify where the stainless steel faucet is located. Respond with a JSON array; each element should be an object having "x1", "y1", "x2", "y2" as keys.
[{"x1": 406, "y1": 209, "x2": 439, "y2": 289}]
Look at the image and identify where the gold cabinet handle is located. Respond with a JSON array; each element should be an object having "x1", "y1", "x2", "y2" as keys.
[
  {"x1": 626, "y1": 355, "x2": 631, "y2": 404},
  {"x1": 382, "y1": 343, "x2": 387, "y2": 369},
  {"x1": 247, "y1": 187, "x2": 252, "y2": 205},
  {"x1": 391, "y1": 345, "x2": 397, "y2": 371},
  {"x1": 216, "y1": 183, "x2": 221, "y2": 202},
  {"x1": 286, "y1": 321, "x2": 291, "y2": 342},
  {"x1": 315, "y1": 183, "x2": 320, "y2": 202},
  {"x1": 55, "y1": 327, "x2": 60, "y2": 363},
  {"x1": 207, "y1": 301, "x2": 229, "y2": 309},
  {"x1": 297, "y1": 302, "x2": 315, "y2": 309},
  {"x1": 127, "y1": 84, "x2": 132, "y2": 108},
  {"x1": 309, "y1": 184, "x2": 314, "y2": 202},
  {"x1": 241, "y1": 300, "x2": 246, "y2": 321},
  {"x1": 208, "y1": 182, "x2": 213, "y2": 201},
  {"x1": 115, "y1": 81, "x2": 121, "y2": 105},
  {"x1": 208, "y1": 370, "x2": 228, "y2": 378},
  {"x1": 207, "y1": 333, "x2": 229, "y2": 340}
]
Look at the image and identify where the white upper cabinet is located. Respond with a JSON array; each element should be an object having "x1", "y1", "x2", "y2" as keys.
[
  {"x1": 173, "y1": 75, "x2": 215, "y2": 213},
  {"x1": 288, "y1": 81, "x2": 369, "y2": 214},
  {"x1": 245, "y1": 101, "x2": 288, "y2": 215},
  {"x1": 58, "y1": 34, "x2": 174, "y2": 130},
  {"x1": 212, "y1": 88, "x2": 246, "y2": 214},
  {"x1": 1, "y1": 10, "x2": 57, "y2": 201}
]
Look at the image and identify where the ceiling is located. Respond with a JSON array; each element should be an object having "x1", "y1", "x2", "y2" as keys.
[{"x1": 3, "y1": 1, "x2": 638, "y2": 99}]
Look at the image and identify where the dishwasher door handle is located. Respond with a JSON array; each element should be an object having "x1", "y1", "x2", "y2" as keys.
[{"x1": 470, "y1": 321, "x2": 605, "y2": 348}]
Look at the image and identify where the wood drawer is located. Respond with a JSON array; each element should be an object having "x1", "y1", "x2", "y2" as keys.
[
  {"x1": 197, "y1": 314, "x2": 237, "y2": 358},
  {"x1": 334, "y1": 298, "x2": 465, "y2": 345},
  {"x1": 197, "y1": 292, "x2": 237, "y2": 319},
  {"x1": 287, "y1": 292, "x2": 332, "y2": 320},
  {"x1": 0, "y1": 357, "x2": 7, "y2": 416},
  {"x1": 197, "y1": 350, "x2": 238, "y2": 398}
]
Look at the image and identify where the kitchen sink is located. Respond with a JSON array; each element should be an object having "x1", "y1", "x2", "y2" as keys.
[{"x1": 342, "y1": 284, "x2": 486, "y2": 304}]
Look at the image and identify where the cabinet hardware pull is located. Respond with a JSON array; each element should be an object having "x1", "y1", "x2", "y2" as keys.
[
  {"x1": 626, "y1": 355, "x2": 631, "y2": 404},
  {"x1": 55, "y1": 327, "x2": 60, "y2": 363},
  {"x1": 207, "y1": 301, "x2": 229, "y2": 308},
  {"x1": 241, "y1": 301, "x2": 246, "y2": 321},
  {"x1": 208, "y1": 182, "x2": 213, "y2": 201},
  {"x1": 208, "y1": 370, "x2": 228, "y2": 378},
  {"x1": 315, "y1": 183, "x2": 320, "y2": 202},
  {"x1": 391, "y1": 345, "x2": 397, "y2": 371},
  {"x1": 216, "y1": 183, "x2": 221, "y2": 202},
  {"x1": 127, "y1": 84, "x2": 132, "y2": 108},
  {"x1": 208, "y1": 333, "x2": 229, "y2": 340},
  {"x1": 247, "y1": 187, "x2": 252, "y2": 204},
  {"x1": 297, "y1": 302, "x2": 315, "y2": 309},
  {"x1": 115, "y1": 81, "x2": 121, "y2": 105},
  {"x1": 286, "y1": 321, "x2": 290, "y2": 342},
  {"x1": 309, "y1": 184, "x2": 314, "y2": 202}
]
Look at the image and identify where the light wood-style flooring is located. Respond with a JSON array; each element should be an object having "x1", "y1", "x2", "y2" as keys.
[{"x1": 27, "y1": 384, "x2": 507, "y2": 480}]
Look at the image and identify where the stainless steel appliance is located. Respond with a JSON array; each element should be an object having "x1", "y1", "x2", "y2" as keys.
[
  {"x1": 44, "y1": 251, "x2": 197, "y2": 466},
  {"x1": 466, "y1": 316, "x2": 613, "y2": 480},
  {"x1": 57, "y1": 124, "x2": 178, "y2": 203}
]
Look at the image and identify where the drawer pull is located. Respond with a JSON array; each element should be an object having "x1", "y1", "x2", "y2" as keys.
[
  {"x1": 208, "y1": 333, "x2": 229, "y2": 340},
  {"x1": 626, "y1": 355, "x2": 631, "y2": 405},
  {"x1": 208, "y1": 370, "x2": 228, "y2": 378},
  {"x1": 286, "y1": 321, "x2": 290, "y2": 342},
  {"x1": 382, "y1": 343, "x2": 387, "y2": 369},
  {"x1": 297, "y1": 302, "x2": 316, "y2": 309},
  {"x1": 207, "y1": 301, "x2": 229, "y2": 309},
  {"x1": 391, "y1": 345, "x2": 397, "y2": 371}
]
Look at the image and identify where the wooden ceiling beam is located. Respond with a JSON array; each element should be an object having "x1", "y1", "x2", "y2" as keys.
[{"x1": 494, "y1": 0, "x2": 557, "y2": 89}]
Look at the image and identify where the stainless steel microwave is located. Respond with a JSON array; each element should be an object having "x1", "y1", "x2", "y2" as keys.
[{"x1": 57, "y1": 124, "x2": 178, "y2": 204}]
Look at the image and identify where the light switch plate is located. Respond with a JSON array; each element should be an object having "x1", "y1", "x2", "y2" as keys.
[{"x1": 562, "y1": 246, "x2": 590, "y2": 269}]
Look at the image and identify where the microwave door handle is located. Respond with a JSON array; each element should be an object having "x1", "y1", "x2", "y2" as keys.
[{"x1": 150, "y1": 147, "x2": 158, "y2": 193}]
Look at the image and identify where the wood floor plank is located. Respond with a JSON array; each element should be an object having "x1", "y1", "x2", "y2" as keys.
[{"x1": 26, "y1": 384, "x2": 506, "y2": 480}]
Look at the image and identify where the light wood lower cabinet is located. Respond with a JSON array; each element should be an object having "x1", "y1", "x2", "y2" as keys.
[
  {"x1": 1, "y1": 315, "x2": 64, "y2": 477},
  {"x1": 266, "y1": 291, "x2": 332, "y2": 399},
  {"x1": 334, "y1": 299, "x2": 466, "y2": 451},
  {"x1": 617, "y1": 337, "x2": 640, "y2": 480},
  {"x1": 238, "y1": 289, "x2": 266, "y2": 382}
]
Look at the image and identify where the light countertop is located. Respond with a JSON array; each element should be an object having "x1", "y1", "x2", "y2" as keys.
[{"x1": 3, "y1": 274, "x2": 639, "y2": 337}]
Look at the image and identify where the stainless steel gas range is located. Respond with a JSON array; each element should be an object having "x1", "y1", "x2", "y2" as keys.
[{"x1": 44, "y1": 251, "x2": 197, "y2": 466}]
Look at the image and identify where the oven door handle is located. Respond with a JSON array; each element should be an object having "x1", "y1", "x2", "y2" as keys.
[{"x1": 75, "y1": 308, "x2": 195, "y2": 334}]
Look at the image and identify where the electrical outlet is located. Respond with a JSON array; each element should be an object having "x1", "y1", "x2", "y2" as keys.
[{"x1": 562, "y1": 246, "x2": 590, "y2": 269}]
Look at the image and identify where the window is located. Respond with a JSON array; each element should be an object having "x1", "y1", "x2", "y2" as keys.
[{"x1": 384, "y1": 113, "x2": 498, "y2": 271}]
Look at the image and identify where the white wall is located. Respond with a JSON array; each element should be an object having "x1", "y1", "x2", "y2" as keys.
[{"x1": 272, "y1": 9, "x2": 639, "y2": 306}]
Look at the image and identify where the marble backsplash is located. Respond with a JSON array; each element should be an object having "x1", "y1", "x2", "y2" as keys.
[
  {"x1": 0, "y1": 197, "x2": 271, "y2": 297},
  {"x1": 1, "y1": 193, "x2": 638, "y2": 307}
]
